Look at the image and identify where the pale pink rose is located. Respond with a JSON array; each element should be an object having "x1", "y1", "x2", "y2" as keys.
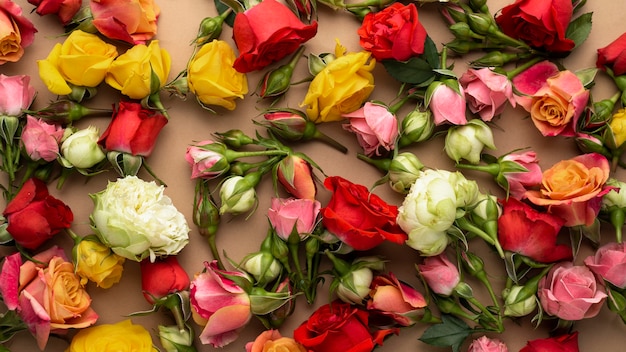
[
  {"x1": 267, "y1": 197, "x2": 321, "y2": 241},
  {"x1": 513, "y1": 60, "x2": 589, "y2": 137},
  {"x1": 21, "y1": 115, "x2": 64, "y2": 162},
  {"x1": 342, "y1": 102, "x2": 398, "y2": 157},
  {"x1": 417, "y1": 254, "x2": 460, "y2": 296},
  {"x1": 366, "y1": 272, "x2": 427, "y2": 326},
  {"x1": 0, "y1": 74, "x2": 35, "y2": 116},
  {"x1": 429, "y1": 83, "x2": 467, "y2": 125},
  {"x1": 460, "y1": 68, "x2": 515, "y2": 121},
  {"x1": 185, "y1": 140, "x2": 229, "y2": 179},
  {"x1": 501, "y1": 151, "x2": 542, "y2": 199},
  {"x1": 468, "y1": 336, "x2": 509, "y2": 352},
  {"x1": 190, "y1": 260, "x2": 252, "y2": 347},
  {"x1": 538, "y1": 262, "x2": 607, "y2": 321},
  {"x1": 584, "y1": 242, "x2": 626, "y2": 288},
  {"x1": 526, "y1": 153, "x2": 612, "y2": 227},
  {"x1": 0, "y1": 0, "x2": 37, "y2": 65}
]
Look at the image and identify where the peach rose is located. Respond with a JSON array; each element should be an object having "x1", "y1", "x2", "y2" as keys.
[
  {"x1": 90, "y1": 0, "x2": 160, "y2": 44},
  {"x1": 525, "y1": 153, "x2": 611, "y2": 227},
  {"x1": 245, "y1": 330, "x2": 306, "y2": 352},
  {"x1": 0, "y1": 0, "x2": 37, "y2": 64}
]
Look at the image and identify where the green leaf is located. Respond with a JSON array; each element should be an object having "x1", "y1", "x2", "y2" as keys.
[
  {"x1": 423, "y1": 35, "x2": 441, "y2": 69},
  {"x1": 566, "y1": 12, "x2": 593, "y2": 48},
  {"x1": 381, "y1": 57, "x2": 436, "y2": 85},
  {"x1": 419, "y1": 314, "x2": 473, "y2": 352}
]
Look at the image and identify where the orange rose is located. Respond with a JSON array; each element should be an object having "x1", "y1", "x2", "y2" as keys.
[
  {"x1": 90, "y1": 0, "x2": 160, "y2": 44},
  {"x1": 525, "y1": 153, "x2": 612, "y2": 227},
  {"x1": 245, "y1": 330, "x2": 306, "y2": 352}
]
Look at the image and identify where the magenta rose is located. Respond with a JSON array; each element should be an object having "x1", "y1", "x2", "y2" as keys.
[
  {"x1": 21, "y1": 115, "x2": 64, "y2": 162},
  {"x1": 459, "y1": 68, "x2": 515, "y2": 122},
  {"x1": 267, "y1": 197, "x2": 321, "y2": 241},
  {"x1": 584, "y1": 242, "x2": 626, "y2": 288},
  {"x1": 513, "y1": 60, "x2": 589, "y2": 137},
  {"x1": 428, "y1": 81, "x2": 467, "y2": 125},
  {"x1": 416, "y1": 254, "x2": 460, "y2": 296},
  {"x1": 342, "y1": 102, "x2": 398, "y2": 157},
  {"x1": 538, "y1": 262, "x2": 607, "y2": 320},
  {"x1": 190, "y1": 260, "x2": 252, "y2": 347}
]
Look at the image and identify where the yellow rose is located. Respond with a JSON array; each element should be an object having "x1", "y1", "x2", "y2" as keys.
[
  {"x1": 187, "y1": 40, "x2": 248, "y2": 111},
  {"x1": 301, "y1": 41, "x2": 375, "y2": 123},
  {"x1": 66, "y1": 319, "x2": 158, "y2": 352},
  {"x1": 37, "y1": 30, "x2": 118, "y2": 95},
  {"x1": 609, "y1": 108, "x2": 626, "y2": 148},
  {"x1": 74, "y1": 236, "x2": 125, "y2": 289},
  {"x1": 105, "y1": 40, "x2": 171, "y2": 99}
]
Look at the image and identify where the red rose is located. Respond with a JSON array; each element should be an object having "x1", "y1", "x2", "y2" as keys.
[
  {"x1": 321, "y1": 176, "x2": 407, "y2": 251},
  {"x1": 495, "y1": 0, "x2": 575, "y2": 53},
  {"x1": 497, "y1": 198, "x2": 571, "y2": 263},
  {"x1": 597, "y1": 32, "x2": 626, "y2": 76},
  {"x1": 27, "y1": 0, "x2": 81, "y2": 25},
  {"x1": 140, "y1": 256, "x2": 190, "y2": 305},
  {"x1": 520, "y1": 332, "x2": 579, "y2": 352},
  {"x1": 232, "y1": 0, "x2": 318, "y2": 73},
  {"x1": 98, "y1": 101, "x2": 168, "y2": 157},
  {"x1": 293, "y1": 300, "x2": 383, "y2": 352},
  {"x1": 3, "y1": 178, "x2": 73, "y2": 250},
  {"x1": 357, "y1": 2, "x2": 427, "y2": 61}
]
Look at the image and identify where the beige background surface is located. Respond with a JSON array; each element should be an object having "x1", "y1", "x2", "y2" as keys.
[{"x1": 3, "y1": 0, "x2": 626, "y2": 350}]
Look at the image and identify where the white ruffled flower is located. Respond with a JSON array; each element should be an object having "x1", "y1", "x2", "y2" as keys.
[{"x1": 90, "y1": 176, "x2": 190, "y2": 262}]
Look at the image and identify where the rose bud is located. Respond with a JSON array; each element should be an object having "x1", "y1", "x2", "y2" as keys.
[
  {"x1": 445, "y1": 119, "x2": 496, "y2": 164},
  {"x1": 326, "y1": 252, "x2": 383, "y2": 304},
  {"x1": 241, "y1": 252, "x2": 281, "y2": 287},
  {"x1": 21, "y1": 115, "x2": 64, "y2": 162},
  {"x1": 398, "y1": 108, "x2": 434, "y2": 147},
  {"x1": 427, "y1": 79, "x2": 467, "y2": 126},
  {"x1": 267, "y1": 197, "x2": 321, "y2": 241},
  {"x1": 388, "y1": 152, "x2": 424, "y2": 194},
  {"x1": 276, "y1": 154, "x2": 317, "y2": 200},
  {"x1": 195, "y1": 11, "x2": 229, "y2": 46},
  {"x1": 367, "y1": 272, "x2": 428, "y2": 326},
  {"x1": 213, "y1": 129, "x2": 254, "y2": 148},
  {"x1": 60, "y1": 126, "x2": 106, "y2": 169},
  {"x1": 502, "y1": 285, "x2": 538, "y2": 317},
  {"x1": 258, "y1": 46, "x2": 305, "y2": 98},
  {"x1": 417, "y1": 253, "x2": 461, "y2": 296},
  {"x1": 606, "y1": 108, "x2": 626, "y2": 151},
  {"x1": 575, "y1": 132, "x2": 611, "y2": 157},
  {"x1": 140, "y1": 256, "x2": 190, "y2": 305},
  {"x1": 158, "y1": 324, "x2": 195, "y2": 352},
  {"x1": 219, "y1": 174, "x2": 259, "y2": 215},
  {"x1": 28, "y1": 99, "x2": 113, "y2": 125},
  {"x1": 185, "y1": 140, "x2": 231, "y2": 180}
]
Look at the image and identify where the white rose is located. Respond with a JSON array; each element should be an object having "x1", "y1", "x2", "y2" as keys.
[
  {"x1": 60, "y1": 126, "x2": 106, "y2": 169},
  {"x1": 90, "y1": 176, "x2": 190, "y2": 262},
  {"x1": 603, "y1": 178, "x2": 626, "y2": 209},
  {"x1": 337, "y1": 267, "x2": 373, "y2": 304},
  {"x1": 444, "y1": 119, "x2": 495, "y2": 164}
]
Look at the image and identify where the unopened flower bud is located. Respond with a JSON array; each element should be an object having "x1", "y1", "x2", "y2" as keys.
[
  {"x1": 449, "y1": 22, "x2": 482, "y2": 41},
  {"x1": 158, "y1": 325, "x2": 194, "y2": 352},
  {"x1": 241, "y1": 252, "x2": 282, "y2": 286},
  {"x1": 259, "y1": 109, "x2": 309, "y2": 140},
  {"x1": 399, "y1": 109, "x2": 434, "y2": 147},
  {"x1": 575, "y1": 133, "x2": 611, "y2": 156},
  {"x1": 472, "y1": 51, "x2": 520, "y2": 67},
  {"x1": 107, "y1": 151, "x2": 143, "y2": 177},
  {"x1": 585, "y1": 95, "x2": 619, "y2": 129},
  {"x1": 502, "y1": 285, "x2": 537, "y2": 317},
  {"x1": 445, "y1": 39, "x2": 482, "y2": 54},
  {"x1": 388, "y1": 152, "x2": 423, "y2": 193},
  {"x1": 607, "y1": 108, "x2": 626, "y2": 150},
  {"x1": 440, "y1": 4, "x2": 466, "y2": 25},
  {"x1": 258, "y1": 46, "x2": 304, "y2": 98},
  {"x1": 186, "y1": 140, "x2": 231, "y2": 180},
  {"x1": 195, "y1": 14, "x2": 226, "y2": 46},
  {"x1": 277, "y1": 154, "x2": 317, "y2": 200},
  {"x1": 60, "y1": 126, "x2": 106, "y2": 169},
  {"x1": 219, "y1": 174, "x2": 259, "y2": 215},
  {"x1": 336, "y1": 267, "x2": 373, "y2": 304},
  {"x1": 213, "y1": 129, "x2": 254, "y2": 149},
  {"x1": 28, "y1": 99, "x2": 112, "y2": 124},
  {"x1": 466, "y1": 12, "x2": 496, "y2": 36},
  {"x1": 193, "y1": 181, "x2": 220, "y2": 237},
  {"x1": 453, "y1": 281, "x2": 473, "y2": 299},
  {"x1": 445, "y1": 119, "x2": 496, "y2": 164}
]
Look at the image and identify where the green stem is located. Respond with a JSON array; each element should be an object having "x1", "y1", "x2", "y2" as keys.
[
  {"x1": 225, "y1": 149, "x2": 289, "y2": 162},
  {"x1": 466, "y1": 296, "x2": 504, "y2": 332},
  {"x1": 455, "y1": 162, "x2": 500, "y2": 177},
  {"x1": 207, "y1": 233, "x2": 224, "y2": 270},
  {"x1": 456, "y1": 217, "x2": 505, "y2": 258},
  {"x1": 311, "y1": 129, "x2": 348, "y2": 154},
  {"x1": 356, "y1": 153, "x2": 392, "y2": 171}
]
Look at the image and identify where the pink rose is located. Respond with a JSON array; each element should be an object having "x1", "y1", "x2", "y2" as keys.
[
  {"x1": 468, "y1": 336, "x2": 509, "y2": 352},
  {"x1": 513, "y1": 60, "x2": 589, "y2": 137},
  {"x1": 460, "y1": 68, "x2": 515, "y2": 121},
  {"x1": 500, "y1": 151, "x2": 543, "y2": 199},
  {"x1": 416, "y1": 254, "x2": 460, "y2": 296},
  {"x1": 28, "y1": 0, "x2": 81, "y2": 24},
  {"x1": 525, "y1": 153, "x2": 611, "y2": 227},
  {"x1": 190, "y1": 260, "x2": 252, "y2": 347},
  {"x1": 267, "y1": 197, "x2": 321, "y2": 241},
  {"x1": 0, "y1": 246, "x2": 98, "y2": 350},
  {"x1": 0, "y1": 74, "x2": 35, "y2": 116},
  {"x1": 538, "y1": 262, "x2": 607, "y2": 321},
  {"x1": 584, "y1": 242, "x2": 626, "y2": 288},
  {"x1": 428, "y1": 82, "x2": 467, "y2": 125},
  {"x1": 21, "y1": 115, "x2": 64, "y2": 162},
  {"x1": 342, "y1": 102, "x2": 398, "y2": 157},
  {"x1": 185, "y1": 140, "x2": 230, "y2": 179},
  {"x1": 0, "y1": 0, "x2": 37, "y2": 65},
  {"x1": 366, "y1": 272, "x2": 427, "y2": 326}
]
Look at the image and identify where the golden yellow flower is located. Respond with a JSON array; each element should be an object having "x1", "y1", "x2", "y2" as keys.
[
  {"x1": 610, "y1": 108, "x2": 626, "y2": 148},
  {"x1": 301, "y1": 41, "x2": 375, "y2": 123},
  {"x1": 37, "y1": 30, "x2": 118, "y2": 95},
  {"x1": 105, "y1": 40, "x2": 171, "y2": 99},
  {"x1": 187, "y1": 40, "x2": 248, "y2": 111},
  {"x1": 74, "y1": 237, "x2": 125, "y2": 289},
  {"x1": 66, "y1": 319, "x2": 158, "y2": 352}
]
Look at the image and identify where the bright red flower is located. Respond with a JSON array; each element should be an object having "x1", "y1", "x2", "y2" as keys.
[
  {"x1": 98, "y1": 101, "x2": 168, "y2": 157},
  {"x1": 357, "y1": 2, "x2": 427, "y2": 61},
  {"x1": 321, "y1": 176, "x2": 407, "y2": 251},
  {"x1": 3, "y1": 178, "x2": 73, "y2": 250},
  {"x1": 232, "y1": 0, "x2": 317, "y2": 73},
  {"x1": 597, "y1": 32, "x2": 626, "y2": 76},
  {"x1": 495, "y1": 0, "x2": 575, "y2": 53},
  {"x1": 140, "y1": 256, "x2": 190, "y2": 305},
  {"x1": 497, "y1": 198, "x2": 571, "y2": 263},
  {"x1": 294, "y1": 300, "x2": 393, "y2": 352},
  {"x1": 520, "y1": 332, "x2": 579, "y2": 352}
]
